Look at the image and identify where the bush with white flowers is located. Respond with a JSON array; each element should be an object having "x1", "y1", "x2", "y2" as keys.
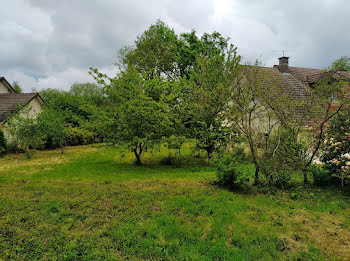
[{"x1": 322, "y1": 110, "x2": 350, "y2": 186}]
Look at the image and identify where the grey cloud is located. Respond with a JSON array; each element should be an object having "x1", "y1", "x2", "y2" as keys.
[
  {"x1": 1, "y1": 0, "x2": 349, "y2": 91},
  {"x1": 165, "y1": 0, "x2": 215, "y2": 32}
]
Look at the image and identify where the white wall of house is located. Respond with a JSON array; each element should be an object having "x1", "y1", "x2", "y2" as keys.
[
  {"x1": 2, "y1": 97, "x2": 44, "y2": 141},
  {"x1": 0, "y1": 81, "x2": 11, "y2": 93},
  {"x1": 19, "y1": 97, "x2": 43, "y2": 119}
]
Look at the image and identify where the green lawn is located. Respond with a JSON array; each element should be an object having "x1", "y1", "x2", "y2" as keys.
[{"x1": 0, "y1": 145, "x2": 349, "y2": 260}]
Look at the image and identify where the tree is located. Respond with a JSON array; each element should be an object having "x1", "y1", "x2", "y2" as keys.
[
  {"x1": 225, "y1": 63, "x2": 282, "y2": 184},
  {"x1": 37, "y1": 109, "x2": 67, "y2": 153},
  {"x1": 93, "y1": 67, "x2": 173, "y2": 165},
  {"x1": 69, "y1": 82, "x2": 105, "y2": 105},
  {"x1": 300, "y1": 71, "x2": 350, "y2": 183},
  {"x1": 12, "y1": 81, "x2": 22, "y2": 93},
  {"x1": 113, "y1": 96, "x2": 171, "y2": 165},
  {"x1": 183, "y1": 38, "x2": 241, "y2": 159},
  {"x1": 226, "y1": 60, "x2": 350, "y2": 185},
  {"x1": 119, "y1": 20, "x2": 179, "y2": 80},
  {"x1": 330, "y1": 56, "x2": 350, "y2": 72},
  {"x1": 40, "y1": 83, "x2": 111, "y2": 145}
]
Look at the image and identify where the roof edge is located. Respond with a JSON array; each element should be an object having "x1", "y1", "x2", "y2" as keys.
[{"x1": 0, "y1": 77, "x2": 16, "y2": 93}]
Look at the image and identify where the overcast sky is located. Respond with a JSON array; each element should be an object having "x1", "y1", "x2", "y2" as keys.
[{"x1": 1, "y1": 0, "x2": 349, "y2": 92}]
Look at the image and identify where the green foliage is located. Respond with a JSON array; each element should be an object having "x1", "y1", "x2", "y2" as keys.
[
  {"x1": 260, "y1": 158, "x2": 292, "y2": 189},
  {"x1": 37, "y1": 109, "x2": 66, "y2": 151},
  {"x1": 165, "y1": 135, "x2": 186, "y2": 154},
  {"x1": 119, "y1": 20, "x2": 179, "y2": 80},
  {"x1": 330, "y1": 56, "x2": 350, "y2": 71},
  {"x1": 12, "y1": 81, "x2": 22, "y2": 93},
  {"x1": 215, "y1": 148, "x2": 251, "y2": 187},
  {"x1": 321, "y1": 109, "x2": 350, "y2": 186},
  {"x1": 6, "y1": 108, "x2": 46, "y2": 157},
  {"x1": 0, "y1": 130, "x2": 6, "y2": 156},
  {"x1": 308, "y1": 164, "x2": 332, "y2": 186},
  {"x1": 260, "y1": 128, "x2": 308, "y2": 188},
  {"x1": 65, "y1": 127, "x2": 94, "y2": 146},
  {"x1": 112, "y1": 94, "x2": 171, "y2": 165},
  {"x1": 183, "y1": 44, "x2": 241, "y2": 158},
  {"x1": 40, "y1": 82, "x2": 110, "y2": 145},
  {"x1": 69, "y1": 82, "x2": 105, "y2": 105}
]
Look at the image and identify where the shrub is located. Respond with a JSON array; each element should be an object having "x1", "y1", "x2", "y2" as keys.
[
  {"x1": 65, "y1": 127, "x2": 94, "y2": 146},
  {"x1": 308, "y1": 164, "x2": 332, "y2": 186},
  {"x1": 6, "y1": 110, "x2": 45, "y2": 158},
  {"x1": 321, "y1": 109, "x2": 350, "y2": 186},
  {"x1": 260, "y1": 158, "x2": 292, "y2": 189},
  {"x1": 215, "y1": 148, "x2": 250, "y2": 188},
  {"x1": 259, "y1": 129, "x2": 307, "y2": 188},
  {"x1": 0, "y1": 130, "x2": 6, "y2": 156},
  {"x1": 37, "y1": 109, "x2": 67, "y2": 151}
]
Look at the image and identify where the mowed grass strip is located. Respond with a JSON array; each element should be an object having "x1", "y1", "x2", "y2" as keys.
[{"x1": 0, "y1": 145, "x2": 349, "y2": 260}]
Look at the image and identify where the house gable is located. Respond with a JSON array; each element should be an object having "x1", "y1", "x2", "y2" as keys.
[{"x1": 0, "y1": 77, "x2": 16, "y2": 94}]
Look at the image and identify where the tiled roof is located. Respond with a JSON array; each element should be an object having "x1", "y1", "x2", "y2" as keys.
[
  {"x1": 253, "y1": 66, "x2": 310, "y2": 101},
  {"x1": 288, "y1": 66, "x2": 350, "y2": 83},
  {"x1": 0, "y1": 93, "x2": 39, "y2": 122},
  {"x1": 256, "y1": 65, "x2": 350, "y2": 124}
]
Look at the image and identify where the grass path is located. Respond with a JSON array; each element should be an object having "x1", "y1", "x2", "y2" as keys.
[{"x1": 0, "y1": 145, "x2": 349, "y2": 260}]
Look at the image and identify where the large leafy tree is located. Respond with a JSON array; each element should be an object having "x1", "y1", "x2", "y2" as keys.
[
  {"x1": 69, "y1": 83, "x2": 105, "y2": 106},
  {"x1": 37, "y1": 109, "x2": 67, "y2": 153},
  {"x1": 92, "y1": 67, "x2": 173, "y2": 165},
  {"x1": 40, "y1": 83, "x2": 111, "y2": 145},
  {"x1": 183, "y1": 38, "x2": 241, "y2": 158},
  {"x1": 119, "y1": 20, "x2": 179, "y2": 80},
  {"x1": 114, "y1": 95, "x2": 171, "y2": 165},
  {"x1": 92, "y1": 21, "x2": 242, "y2": 161}
]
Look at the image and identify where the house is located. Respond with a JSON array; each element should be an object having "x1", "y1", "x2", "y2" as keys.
[
  {"x1": 0, "y1": 77, "x2": 44, "y2": 138},
  {"x1": 257, "y1": 57, "x2": 350, "y2": 124},
  {"x1": 273, "y1": 56, "x2": 350, "y2": 89}
]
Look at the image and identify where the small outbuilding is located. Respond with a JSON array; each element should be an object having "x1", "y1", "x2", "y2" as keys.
[{"x1": 0, "y1": 77, "x2": 44, "y2": 137}]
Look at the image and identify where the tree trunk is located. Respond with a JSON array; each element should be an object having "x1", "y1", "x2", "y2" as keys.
[
  {"x1": 248, "y1": 138, "x2": 259, "y2": 185},
  {"x1": 304, "y1": 171, "x2": 308, "y2": 185},
  {"x1": 25, "y1": 146, "x2": 31, "y2": 159},
  {"x1": 207, "y1": 149, "x2": 211, "y2": 161},
  {"x1": 133, "y1": 143, "x2": 143, "y2": 165},
  {"x1": 254, "y1": 166, "x2": 260, "y2": 185},
  {"x1": 135, "y1": 152, "x2": 142, "y2": 165}
]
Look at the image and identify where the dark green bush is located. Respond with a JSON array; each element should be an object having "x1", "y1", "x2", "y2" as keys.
[
  {"x1": 215, "y1": 148, "x2": 250, "y2": 188},
  {"x1": 308, "y1": 164, "x2": 332, "y2": 186},
  {"x1": 0, "y1": 130, "x2": 6, "y2": 156},
  {"x1": 260, "y1": 159, "x2": 292, "y2": 189},
  {"x1": 65, "y1": 127, "x2": 94, "y2": 146}
]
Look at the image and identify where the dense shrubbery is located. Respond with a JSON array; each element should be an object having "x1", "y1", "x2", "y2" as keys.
[
  {"x1": 65, "y1": 127, "x2": 95, "y2": 146},
  {"x1": 215, "y1": 148, "x2": 251, "y2": 188},
  {"x1": 321, "y1": 110, "x2": 350, "y2": 186},
  {"x1": 0, "y1": 130, "x2": 6, "y2": 156},
  {"x1": 307, "y1": 164, "x2": 332, "y2": 186},
  {"x1": 39, "y1": 82, "x2": 112, "y2": 148}
]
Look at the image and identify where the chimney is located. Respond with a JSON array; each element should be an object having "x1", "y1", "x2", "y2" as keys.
[{"x1": 278, "y1": 56, "x2": 289, "y2": 73}]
